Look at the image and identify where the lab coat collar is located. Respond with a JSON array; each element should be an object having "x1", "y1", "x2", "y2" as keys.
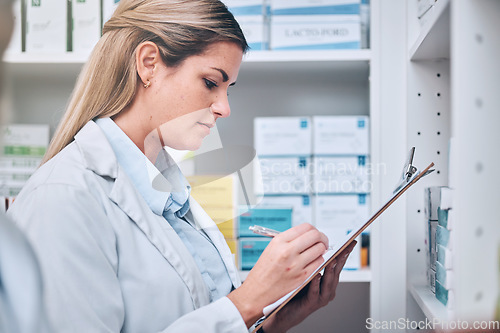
[{"x1": 74, "y1": 121, "x2": 210, "y2": 308}]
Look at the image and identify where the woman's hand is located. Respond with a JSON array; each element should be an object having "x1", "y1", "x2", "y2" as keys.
[
  {"x1": 261, "y1": 240, "x2": 357, "y2": 333},
  {"x1": 228, "y1": 223, "x2": 329, "y2": 327}
]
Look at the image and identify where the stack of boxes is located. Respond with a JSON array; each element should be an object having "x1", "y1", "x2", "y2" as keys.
[
  {"x1": 188, "y1": 175, "x2": 239, "y2": 265},
  {"x1": 238, "y1": 206, "x2": 292, "y2": 270},
  {"x1": 6, "y1": 0, "x2": 370, "y2": 55},
  {"x1": 224, "y1": 0, "x2": 270, "y2": 51},
  {"x1": 269, "y1": 0, "x2": 363, "y2": 50},
  {"x1": 0, "y1": 124, "x2": 50, "y2": 210},
  {"x1": 424, "y1": 186, "x2": 454, "y2": 307},
  {"x1": 6, "y1": 0, "x2": 120, "y2": 55},
  {"x1": 253, "y1": 115, "x2": 370, "y2": 270},
  {"x1": 312, "y1": 116, "x2": 370, "y2": 270}
]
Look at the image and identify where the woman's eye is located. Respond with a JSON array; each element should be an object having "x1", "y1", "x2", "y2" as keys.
[{"x1": 204, "y1": 79, "x2": 218, "y2": 90}]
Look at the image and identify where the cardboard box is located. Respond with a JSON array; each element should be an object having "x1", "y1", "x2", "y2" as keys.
[
  {"x1": 225, "y1": 0, "x2": 268, "y2": 16},
  {"x1": 238, "y1": 206, "x2": 292, "y2": 237},
  {"x1": 102, "y1": 0, "x2": 121, "y2": 26},
  {"x1": 26, "y1": 0, "x2": 68, "y2": 53},
  {"x1": 257, "y1": 195, "x2": 312, "y2": 226},
  {"x1": 235, "y1": 15, "x2": 268, "y2": 50},
  {"x1": 255, "y1": 156, "x2": 312, "y2": 194},
  {"x1": 254, "y1": 117, "x2": 312, "y2": 156},
  {"x1": 314, "y1": 194, "x2": 370, "y2": 231},
  {"x1": 239, "y1": 237, "x2": 271, "y2": 270},
  {"x1": 270, "y1": 14, "x2": 360, "y2": 50},
  {"x1": 271, "y1": 0, "x2": 360, "y2": 15},
  {"x1": 312, "y1": 116, "x2": 369, "y2": 155},
  {"x1": 313, "y1": 156, "x2": 370, "y2": 193},
  {"x1": 72, "y1": 0, "x2": 101, "y2": 53}
]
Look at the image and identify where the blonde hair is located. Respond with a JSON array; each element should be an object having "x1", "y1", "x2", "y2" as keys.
[{"x1": 42, "y1": 0, "x2": 248, "y2": 164}]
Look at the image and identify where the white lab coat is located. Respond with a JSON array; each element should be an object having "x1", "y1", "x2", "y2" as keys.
[
  {"x1": 0, "y1": 215, "x2": 49, "y2": 333},
  {"x1": 7, "y1": 121, "x2": 249, "y2": 333}
]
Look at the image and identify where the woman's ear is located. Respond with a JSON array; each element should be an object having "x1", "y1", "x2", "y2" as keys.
[{"x1": 136, "y1": 41, "x2": 160, "y2": 88}]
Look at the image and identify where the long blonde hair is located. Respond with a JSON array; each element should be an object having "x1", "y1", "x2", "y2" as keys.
[{"x1": 42, "y1": 0, "x2": 248, "y2": 164}]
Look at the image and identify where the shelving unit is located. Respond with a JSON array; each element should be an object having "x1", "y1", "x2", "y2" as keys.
[
  {"x1": 5, "y1": 1, "x2": 435, "y2": 332},
  {"x1": 405, "y1": 0, "x2": 500, "y2": 327}
]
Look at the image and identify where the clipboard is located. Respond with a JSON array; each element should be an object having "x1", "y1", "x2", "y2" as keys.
[{"x1": 253, "y1": 151, "x2": 434, "y2": 332}]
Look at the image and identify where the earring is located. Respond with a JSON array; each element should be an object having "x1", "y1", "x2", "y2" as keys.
[{"x1": 144, "y1": 80, "x2": 151, "y2": 89}]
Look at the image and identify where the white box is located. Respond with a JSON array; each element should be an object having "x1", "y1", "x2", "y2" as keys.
[
  {"x1": 271, "y1": 15, "x2": 360, "y2": 50},
  {"x1": 254, "y1": 117, "x2": 312, "y2": 156},
  {"x1": 257, "y1": 195, "x2": 313, "y2": 226},
  {"x1": 72, "y1": 0, "x2": 101, "y2": 53},
  {"x1": 235, "y1": 15, "x2": 268, "y2": 50},
  {"x1": 103, "y1": 0, "x2": 121, "y2": 26},
  {"x1": 26, "y1": 0, "x2": 68, "y2": 53},
  {"x1": 255, "y1": 157, "x2": 312, "y2": 194},
  {"x1": 225, "y1": 0, "x2": 267, "y2": 16},
  {"x1": 5, "y1": 0, "x2": 22, "y2": 54},
  {"x1": 313, "y1": 156, "x2": 370, "y2": 193},
  {"x1": 314, "y1": 194, "x2": 369, "y2": 231},
  {"x1": 271, "y1": 0, "x2": 360, "y2": 15},
  {"x1": 312, "y1": 116, "x2": 369, "y2": 155}
]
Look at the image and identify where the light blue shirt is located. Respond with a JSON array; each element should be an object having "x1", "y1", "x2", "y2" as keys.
[{"x1": 95, "y1": 118, "x2": 232, "y2": 302}]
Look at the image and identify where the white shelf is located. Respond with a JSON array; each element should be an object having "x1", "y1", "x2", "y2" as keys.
[
  {"x1": 409, "y1": 0, "x2": 450, "y2": 60},
  {"x1": 239, "y1": 268, "x2": 372, "y2": 283},
  {"x1": 409, "y1": 284, "x2": 449, "y2": 323}
]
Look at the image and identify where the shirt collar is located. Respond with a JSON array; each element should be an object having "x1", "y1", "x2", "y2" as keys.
[{"x1": 95, "y1": 117, "x2": 191, "y2": 217}]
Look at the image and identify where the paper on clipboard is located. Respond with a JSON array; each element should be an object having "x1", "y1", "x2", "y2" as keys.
[{"x1": 254, "y1": 159, "x2": 435, "y2": 332}]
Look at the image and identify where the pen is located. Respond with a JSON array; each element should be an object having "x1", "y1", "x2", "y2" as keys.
[
  {"x1": 249, "y1": 225, "x2": 335, "y2": 250},
  {"x1": 249, "y1": 225, "x2": 281, "y2": 237}
]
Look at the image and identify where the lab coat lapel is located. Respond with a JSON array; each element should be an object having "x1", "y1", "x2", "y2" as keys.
[
  {"x1": 74, "y1": 121, "x2": 210, "y2": 308},
  {"x1": 187, "y1": 197, "x2": 242, "y2": 288}
]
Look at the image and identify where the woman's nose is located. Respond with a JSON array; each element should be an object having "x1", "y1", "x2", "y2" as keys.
[{"x1": 211, "y1": 94, "x2": 231, "y2": 119}]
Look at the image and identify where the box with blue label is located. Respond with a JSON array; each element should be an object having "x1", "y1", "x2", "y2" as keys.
[
  {"x1": 255, "y1": 157, "x2": 312, "y2": 194},
  {"x1": 257, "y1": 195, "x2": 312, "y2": 226},
  {"x1": 26, "y1": 0, "x2": 68, "y2": 53},
  {"x1": 270, "y1": 15, "x2": 360, "y2": 50},
  {"x1": 72, "y1": 0, "x2": 101, "y2": 53},
  {"x1": 238, "y1": 206, "x2": 292, "y2": 237},
  {"x1": 271, "y1": 0, "x2": 360, "y2": 15},
  {"x1": 313, "y1": 156, "x2": 370, "y2": 193},
  {"x1": 312, "y1": 116, "x2": 369, "y2": 155},
  {"x1": 314, "y1": 194, "x2": 369, "y2": 231},
  {"x1": 235, "y1": 15, "x2": 268, "y2": 50},
  {"x1": 239, "y1": 238, "x2": 271, "y2": 270},
  {"x1": 225, "y1": 0, "x2": 268, "y2": 16},
  {"x1": 254, "y1": 117, "x2": 312, "y2": 156}
]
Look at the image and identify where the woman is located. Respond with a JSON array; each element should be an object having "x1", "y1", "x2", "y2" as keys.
[{"x1": 8, "y1": 0, "x2": 354, "y2": 332}]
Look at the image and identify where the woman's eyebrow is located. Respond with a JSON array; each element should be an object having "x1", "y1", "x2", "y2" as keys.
[{"x1": 210, "y1": 67, "x2": 229, "y2": 82}]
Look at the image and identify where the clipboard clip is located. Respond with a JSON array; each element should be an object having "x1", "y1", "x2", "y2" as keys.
[{"x1": 393, "y1": 147, "x2": 434, "y2": 194}]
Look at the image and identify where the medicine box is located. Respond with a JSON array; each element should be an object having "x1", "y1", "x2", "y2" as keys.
[
  {"x1": 255, "y1": 156, "x2": 312, "y2": 195},
  {"x1": 257, "y1": 195, "x2": 312, "y2": 226},
  {"x1": 238, "y1": 206, "x2": 292, "y2": 237},
  {"x1": 188, "y1": 175, "x2": 236, "y2": 207},
  {"x1": 72, "y1": 0, "x2": 101, "y2": 53},
  {"x1": 225, "y1": 0, "x2": 268, "y2": 16},
  {"x1": 5, "y1": 0, "x2": 22, "y2": 54},
  {"x1": 314, "y1": 194, "x2": 369, "y2": 231},
  {"x1": 235, "y1": 15, "x2": 268, "y2": 50},
  {"x1": 203, "y1": 206, "x2": 236, "y2": 239},
  {"x1": 102, "y1": 0, "x2": 121, "y2": 27},
  {"x1": 239, "y1": 238, "x2": 271, "y2": 270},
  {"x1": 270, "y1": 15, "x2": 360, "y2": 50},
  {"x1": 26, "y1": 0, "x2": 68, "y2": 53},
  {"x1": 312, "y1": 156, "x2": 370, "y2": 193},
  {"x1": 254, "y1": 117, "x2": 312, "y2": 156},
  {"x1": 270, "y1": 0, "x2": 360, "y2": 15},
  {"x1": 312, "y1": 116, "x2": 369, "y2": 155}
]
